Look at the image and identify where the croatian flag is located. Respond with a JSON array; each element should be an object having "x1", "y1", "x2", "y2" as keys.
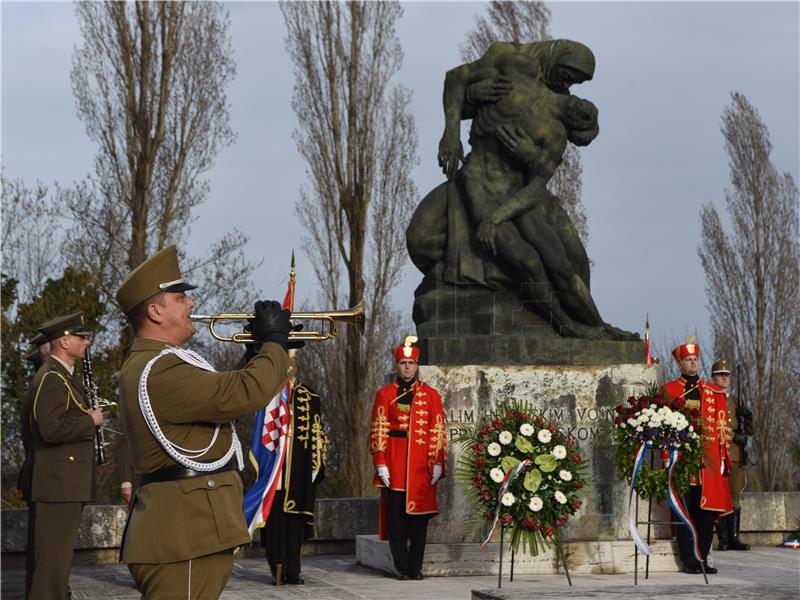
[{"x1": 243, "y1": 255, "x2": 295, "y2": 536}]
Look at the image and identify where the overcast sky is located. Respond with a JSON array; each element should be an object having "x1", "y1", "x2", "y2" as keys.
[{"x1": 2, "y1": 1, "x2": 798, "y2": 360}]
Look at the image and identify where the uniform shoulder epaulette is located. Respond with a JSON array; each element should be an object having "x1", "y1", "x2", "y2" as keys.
[{"x1": 703, "y1": 380, "x2": 725, "y2": 393}]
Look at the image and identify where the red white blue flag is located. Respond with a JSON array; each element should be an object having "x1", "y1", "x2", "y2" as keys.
[{"x1": 243, "y1": 254, "x2": 295, "y2": 536}]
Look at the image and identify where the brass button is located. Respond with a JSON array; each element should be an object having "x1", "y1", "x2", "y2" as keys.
[
  {"x1": 68, "y1": 456, "x2": 75, "y2": 462},
  {"x1": 207, "y1": 479, "x2": 216, "y2": 488}
]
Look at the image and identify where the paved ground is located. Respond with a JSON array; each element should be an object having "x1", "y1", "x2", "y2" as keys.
[{"x1": 1, "y1": 547, "x2": 797, "y2": 599}]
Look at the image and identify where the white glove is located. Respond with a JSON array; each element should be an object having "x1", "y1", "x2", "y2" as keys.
[
  {"x1": 431, "y1": 463, "x2": 443, "y2": 485},
  {"x1": 376, "y1": 465, "x2": 390, "y2": 487}
]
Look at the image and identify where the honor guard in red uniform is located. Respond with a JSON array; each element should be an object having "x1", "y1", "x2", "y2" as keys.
[
  {"x1": 369, "y1": 336, "x2": 447, "y2": 580},
  {"x1": 660, "y1": 340, "x2": 733, "y2": 574}
]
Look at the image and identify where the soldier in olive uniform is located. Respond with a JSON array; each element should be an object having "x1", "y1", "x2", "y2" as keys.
[
  {"x1": 27, "y1": 313, "x2": 103, "y2": 600},
  {"x1": 115, "y1": 435, "x2": 134, "y2": 505},
  {"x1": 712, "y1": 360, "x2": 753, "y2": 551},
  {"x1": 115, "y1": 245, "x2": 296, "y2": 599},
  {"x1": 19, "y1": 331, "x2": 49, "y2": 599}
]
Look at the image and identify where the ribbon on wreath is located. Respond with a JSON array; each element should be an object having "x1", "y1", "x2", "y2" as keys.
[
  {"x1": 482, "y1": 459, "x2": 532, "y2": 547},
  {"x1": 627, "y1": 442, "x2": 653, "y2": 555},
  {"x1": 627, "y1": 442, "x2": 702, "y2": 563},
  {"x1": 666, "y1": 446, "x2": 702, "y2": 563}
]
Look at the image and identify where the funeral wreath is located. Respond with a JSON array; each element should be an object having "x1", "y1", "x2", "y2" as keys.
[
  {"x1": 611, "y1": 392, "x2": 705, "y2": 501},
  {"x1": 454, "y1": 401, "x2": 588, "y2": 556}
]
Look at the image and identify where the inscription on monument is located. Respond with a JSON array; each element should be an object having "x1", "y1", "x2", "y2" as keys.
[{"x1": 447, "y1": 406, "x2": 616, "y2": 446}]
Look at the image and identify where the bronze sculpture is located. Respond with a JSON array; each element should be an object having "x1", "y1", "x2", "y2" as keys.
[{"x1": 407, "y1": 40, "x2": 639, "y2": 354}]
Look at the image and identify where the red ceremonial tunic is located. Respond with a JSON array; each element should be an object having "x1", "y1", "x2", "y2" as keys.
[
  {"x1": 661, "y1": 377, "x2": 734, "y2": 514},
  {"x1": 369, "y1": 379, "x2": 447, "y2": 538}
]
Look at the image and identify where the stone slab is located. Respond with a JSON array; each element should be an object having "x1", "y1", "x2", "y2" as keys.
[
  {"x1": 419, "y1": 363, "x2": 666, "y2": 544},
  {"x1": 412, "y1": 279, "x2": 646, "y2": 365},
  {"x1": 356, "y1": 534, "x2": 681, "y2": 576},
  {"x1": 1, "y1": 498, "x2": 381, "y2": 554},
  {"x1": 420, "y1": 336, "x2": 646, "y2": 366},
  {"x1": 0, "y1": 505, "x2": 128, "y2": 553},
  {"x1": 313, "y1": 498, "x2": 379, "y2": 540}
]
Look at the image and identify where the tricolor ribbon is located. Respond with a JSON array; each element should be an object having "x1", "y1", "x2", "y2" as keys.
[
  {"x1": 666, "y1": 447, "x2": 702, "y2": 563},
  {"x1": 628, "y1": 444, "x2": 702, "y2": 563},
  {"x1": 627, "y1": 442, "x2": 653, "y2": 555},
  {"x1": 482, "y1": 459, "x2": 531, "y2": 547}
]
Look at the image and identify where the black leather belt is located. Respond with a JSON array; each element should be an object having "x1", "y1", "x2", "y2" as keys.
[
  {"x1": 138, "y1": 458, "x2": 237, "y2": 487},
  {"x1": 388, "y1": 430, "x2": 407, "y2": 438}
]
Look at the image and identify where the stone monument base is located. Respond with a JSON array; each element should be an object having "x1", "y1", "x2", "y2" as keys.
[
  {"x1": 356, "y1": 535, "x2": 680, "y2": 576},
  {"x1": 412, "y1": 278, "x2": 645, "y2": 365},
  {"x1": 419, "y1": 362, "x2": 666, "y2": 545}
]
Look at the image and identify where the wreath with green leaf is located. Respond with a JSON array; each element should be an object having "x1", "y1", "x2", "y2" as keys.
[{"x1": 452, "y1": 400, "x2": 588, "y2": 556}]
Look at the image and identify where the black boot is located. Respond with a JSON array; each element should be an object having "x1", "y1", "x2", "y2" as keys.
[
  {"x1": 716, "y1": 516, "x2": 730, "y2": 551},
  {"x1": 729, "y1": 508, "x2": 751, "y2": 550}
]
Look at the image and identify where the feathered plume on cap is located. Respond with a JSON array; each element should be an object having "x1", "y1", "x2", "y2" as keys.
[{"x1": 394, "y1": 335, "x2": 420, "y2": 361}]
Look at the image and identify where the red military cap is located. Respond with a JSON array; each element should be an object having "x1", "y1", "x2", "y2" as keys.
[
  {"x1": 672, "y1": 337, "x2": 700, "y2": 362},
  {"x1": 394, "y1": 335, "x2": 420, "y2": 361}
]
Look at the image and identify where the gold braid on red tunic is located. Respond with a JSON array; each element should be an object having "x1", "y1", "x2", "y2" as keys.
[
  {"x1": 428, "y1": 414, "x2": 447, "y2": 468},
  {"x1": 370, "y1": 405, "x2": 390, "y2": 453}
]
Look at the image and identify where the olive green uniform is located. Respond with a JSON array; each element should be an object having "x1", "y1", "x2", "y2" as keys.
[
  {"x1": 726, "y1": 394, "x2": 753, "y2": 509},
  {"x1": 119, "y1": 338, "x2": 292, "y2": 598},
  {"x1": 28, "y1": 357, "x2": 96, "y2": 600}
]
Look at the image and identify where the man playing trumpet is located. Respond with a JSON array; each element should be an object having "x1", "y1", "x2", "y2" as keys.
[{"x1": 115, "y1": 245, "x2": 297, "y2": 599}]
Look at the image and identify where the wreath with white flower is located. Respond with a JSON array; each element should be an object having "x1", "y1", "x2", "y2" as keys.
[
  {"x1": 453, "y1": 400, "x2": 589, "y2": 556},
  {"x1": 611, "y1": 392, "x2": 704, "y2": 501}
]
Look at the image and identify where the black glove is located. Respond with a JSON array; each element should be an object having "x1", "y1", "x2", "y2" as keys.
[
  {"x1": 736, "y1": 404, "x2": 753, "y2": 423},
  {"x1": 733, "y1": 432, "x2": 749, "y2": 447},
  {"x1": 251, "y1": 300, "x2": 291, "y2": 349},
  {"x1": 242, "y1": 322, "x2": 258, "y2": 361},
  {"x1": 287, "y1": 323, "x2": 306, "y2": 350}
]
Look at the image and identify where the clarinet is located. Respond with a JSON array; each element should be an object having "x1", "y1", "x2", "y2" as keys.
[{"x1": 83, "y1": 346, "x2": 107, "y2": 465}]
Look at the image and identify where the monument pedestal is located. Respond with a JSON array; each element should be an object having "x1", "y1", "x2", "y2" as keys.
[
  {"x1": 356, "y1": 535, "x2": 680, "y2": 576},
  {"x1": 379, "y1": 361, "x2": 677, "y2": 574},
  {"x1": 413, "y1": 279, "x2": 645, "y2": 365}
]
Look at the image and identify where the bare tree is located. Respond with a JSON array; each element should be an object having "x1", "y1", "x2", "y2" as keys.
[
  {"x1": 459, "y1": 1, "x2": 590, "y2": 246},
  {"x1": 459, "y1": 0, "x2": 551, "y2": 61},
  {"x1": 698, "y1": 92, "x2": 800, "y2": 491},
  {"x1": 64, "y1": 1, "x2": 256, "y2": 346},
  {"x1": 281, "y1": 1, "x2": 419, "y2": 495},
  {"x1": 1, "y1": 173, "x2": 63, "y2": 304}
]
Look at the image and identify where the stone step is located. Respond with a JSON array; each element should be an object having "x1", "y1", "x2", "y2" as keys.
[{"x1": 356, "y1": 534, "x2": 681, "y2": 576}]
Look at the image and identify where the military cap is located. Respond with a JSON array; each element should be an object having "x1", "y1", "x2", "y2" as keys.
[
  {"x1": 711, "y1": 360, "x2": 732, "y2": 375},
  {"x1": 24, "y1": 332, "x2": 48, "y2": 363},
  {"x1": 115, "y1": 245, "x2": 196, "y2": 314},
  {"x1": 394, "y1": 335, "x2": 420, "y2": 361},
  {"x1": 672, "y1": 336, "x2": 699, "y2": 362},
  {"x1": 37, "y1": 312, "x2": 91, "y2": 342}
]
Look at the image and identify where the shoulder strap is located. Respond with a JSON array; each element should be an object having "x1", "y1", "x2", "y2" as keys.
[{"x1": 32, "y1": 370, "x2": 88, "y2": 422}]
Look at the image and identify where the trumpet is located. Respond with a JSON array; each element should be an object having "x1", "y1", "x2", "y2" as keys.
[{"x1": 191, "y1": 300, "x2": 365, "y2": 343}]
